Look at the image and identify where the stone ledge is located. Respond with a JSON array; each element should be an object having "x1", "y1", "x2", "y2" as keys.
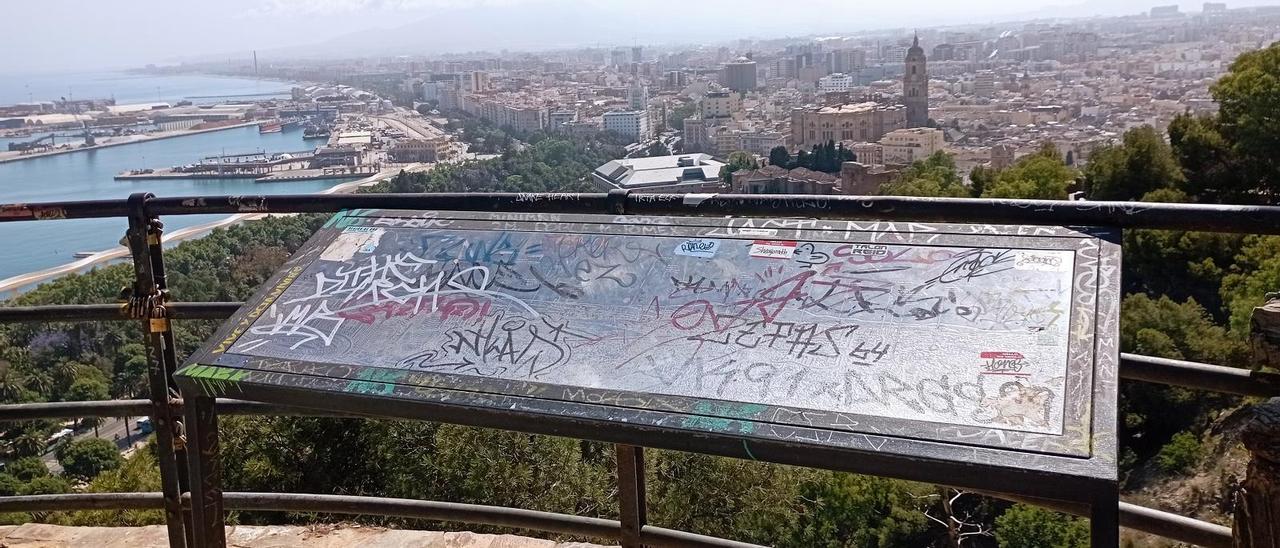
[{"x1": 0, "y1": 523, "x2": 614, "y2": 547}]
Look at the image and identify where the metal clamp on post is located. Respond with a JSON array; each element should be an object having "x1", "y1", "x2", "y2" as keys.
[
  {"x1": 606, "y1": 188, "x2": 630, "y2": 215},
  {"x1": 173, "y1": 415, "x2": 188, "y2": 452}
]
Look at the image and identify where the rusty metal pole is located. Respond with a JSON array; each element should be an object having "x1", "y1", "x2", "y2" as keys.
[
  {"x1": 140, "y1": 194, "x2": 227, "y2": 548},
  {"x1": 183, "y1": 395, "x2": 225, "y2": 547},
  {"x1": 616, "y1": 444, "x2": 647, "y2": 548},
  {"x1": 125, "y1": 192, "x2": 187, "y2": 548},
  {"x1": 1090, "y1": 484, "x2": 1120, "y2": 548},
  {"x1": 1234, "y1": 398, "x2": 1280, "y2": 548}
]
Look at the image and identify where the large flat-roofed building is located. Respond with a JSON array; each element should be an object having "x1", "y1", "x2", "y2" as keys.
[
  {"x1": 313, "y1": 146, "x2": 362, "y2": 167},
  {"x1": 602, "y1": 110, "x2": 650, "y2": 142},
  {"x1": 460, "y1": 94, "x2": 547, "y2": 132},
  {"x1": 334, "y1": 131, "x2": 374, "y2": 148},
  {"x1": 591, "y1": 154, "x2": 726, "y2": 192},
  {"x1": 790, "y1": 102, "x2": 906, "y2": 148},
  {"x1": 390, "y1": 138, "x2": 458, "y2": 163},
  {"x1": 722, "y1": 57, "x2": 758, "y2": 92}
]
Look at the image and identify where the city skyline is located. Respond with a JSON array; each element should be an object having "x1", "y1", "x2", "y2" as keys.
[{"x1": 5, "y1": 0, "x2": 1280, "y2": 72}]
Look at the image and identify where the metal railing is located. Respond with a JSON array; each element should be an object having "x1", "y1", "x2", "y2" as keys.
[{"x1": 2, "y1": 191, "x2": 1279, "y2": 548}]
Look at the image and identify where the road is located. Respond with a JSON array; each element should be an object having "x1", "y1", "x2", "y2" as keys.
[{"x1": 42, "y1": 416, "x2": 149, "y2": 474}]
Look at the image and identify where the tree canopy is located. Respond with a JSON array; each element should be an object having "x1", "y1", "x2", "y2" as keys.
[
  {"x1": 1211, "y1": 43, "x2": 1280, "y2": 200},
  {"x1": 56, "y1": 438, "x2": 124, "y2": 482},
  {"x1": 980, "y1": 144, "x2": 1076, "y2": 200},
  {"x1": 878, "y1": 152, "x2": 970, "y2": 197},
  {"x1": 719, "y1": 150, "x2": 759, "y2": 182},
  {"x1": 768, "y1": 145, "x2": 791, "y2": 167},
  {"x1": 1083, "y1": 126, "x2": 1184, "y2": 201}
]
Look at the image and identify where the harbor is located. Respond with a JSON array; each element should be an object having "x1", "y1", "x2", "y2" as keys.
[
  {"x1": 0, "y1": 122, "x2": 352, "y2": 281},
  {"x1": 108, "y1": 110, "x2": 461, "y2": 183},
  {"x1": 0, "y1": 162, "x2": 428, "y2": 297},
  {"x1": 0, "y1": 71, "x2": 467, "y2": 280},
  {"x1": 0, "y1": 121, "x2": 260, "y2": 164},
  {"x1": 113, "y1": 149, "x2": 378, "y2": 183}
]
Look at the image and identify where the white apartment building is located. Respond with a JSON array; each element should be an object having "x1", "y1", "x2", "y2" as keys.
[
  {"x1": 974, "y1": 71, "x2": 996, "y2": 98},
  {"x1": 850, "y1": 142, "x2": 884, "y2": 165},
  {"x1": 818, "y1": 73, "x2": 854, "y2": 94},
  {"x1": 628, "y1": 83, "x2": 649, "y2": 110},
  {"x1": 880, "y1": 127, "x2": 945, "y2": 164},
  {"x1": 602, "y1": 110, "x2": 650, "y2": 142},
  {"x1": 701, "y1": 91, "x2": 739, "y2": 119}
]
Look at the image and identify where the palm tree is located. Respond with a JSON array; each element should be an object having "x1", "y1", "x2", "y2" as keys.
[
  {"x1": 0, "y1": 366, "x2": 26, "y2": 403},
  {"x1": 11, "y1": 431, "x2": 45, "y2": 458},
  {"x1": 52, "y1": 361, "x2": 84, "y2": 389},
  {"x1": 22, "y1": 370, "x2": 54, "y2": 399}
]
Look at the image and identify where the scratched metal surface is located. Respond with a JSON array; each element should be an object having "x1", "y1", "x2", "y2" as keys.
[{"x1": 181, "y1": 209, "x2": 1116, "y2": 464}]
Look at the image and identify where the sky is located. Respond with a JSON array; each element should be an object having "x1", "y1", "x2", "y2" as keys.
[{"x1": 1, "y1": 0, "x2": 1275, "y2": 73}]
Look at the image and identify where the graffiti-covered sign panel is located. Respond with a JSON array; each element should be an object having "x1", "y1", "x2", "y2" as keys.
[{"x1": 179, "y1": 209, "x2": 1119, "y2": 467}]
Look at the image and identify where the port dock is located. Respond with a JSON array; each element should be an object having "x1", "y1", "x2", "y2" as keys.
[{"x1": 114, "y1": 149, "x2": 375, "y2": 182}]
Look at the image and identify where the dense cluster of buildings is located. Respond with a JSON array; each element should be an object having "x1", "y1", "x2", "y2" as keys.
[{"x1": 161, "y1": 2, "x2": 1280, "y2": 196}]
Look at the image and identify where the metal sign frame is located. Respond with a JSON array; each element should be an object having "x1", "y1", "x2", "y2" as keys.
[{"x1": 176, "y1": 208, "x2": 1121, "y2": 543}]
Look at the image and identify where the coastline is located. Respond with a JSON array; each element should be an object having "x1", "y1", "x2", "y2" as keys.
[
  {"x1": 0, "y1": 121, "x2": 260, "y2": 165},
  {"x1": 0, "y1": 163, "x2": 429, "y2": 296}
]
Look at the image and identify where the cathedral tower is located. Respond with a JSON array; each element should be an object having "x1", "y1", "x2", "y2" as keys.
[{"x1": 904, "y1": 33, "x2": 929, "y2": 128}]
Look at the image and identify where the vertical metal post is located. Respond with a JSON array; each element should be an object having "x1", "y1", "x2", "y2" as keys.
[
  {"x1": 183, "y1": 395, "x2": 225, "y2": 547},
  {"x1": 125, "y1": 192, "x2": 187, "y2": 548},
  {"x1": 1090, "y1": 485, "x2": 1120, "y2": 548},
  {"x1": 616, "y1": 444, "x2": 647, "y2": 548}
]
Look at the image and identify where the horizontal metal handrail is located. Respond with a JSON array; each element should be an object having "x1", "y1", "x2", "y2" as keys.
[
  {"x1": 0, "y1": 492, "x2": 164, "y2": 512},
  {"x1": 0, "y1": 491, "x2": 1226, "y2": 547},
  {"x1": 990, "y1": 491, "x2": 1232, "y2": 547},
  {"x1": 0, "y1": 302, "x2": 240, "y2": 322},
  {"x1": 0, "y1": 491, "x2": 764, "y2": 548},
  {"x1": 2, "y1": 193, "x2": 1280, "y2": 235},
  {"x1": 0, "y1": 400, "x2": 153, "y2": 421},
  {"x1": 0, "y1": 399, "x2": 365, "y2": 422},
  {"x1": 4, "y1": 302, "x2": 1278, "y2": 399},
  {"x1": 0, "y1": 398, "x2": 1242, "y2": 546},
  {"x1": 0, "y1": 192, "x2": 1272, "y2": 547},
  {"x1": 223, "y1": 492, "x2": 622, "y2": 542},
  {"x1": 1120, "y1": 353, "x2": 1280, "y2": 398},
  {"x1": 1118, "y1": 501, "x2": 1232, "y2": 548}
]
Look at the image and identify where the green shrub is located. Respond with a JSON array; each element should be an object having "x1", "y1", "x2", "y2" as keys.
[
  {"x1": 995, "y1": 504, "x2": 1089, "y2": 548},
  {"x1": 1156, "y1": 432, "x2": 1204, "y2": 474},
  {"x1": 7, "y1": 457, "x2": 49, "y2": 481}
]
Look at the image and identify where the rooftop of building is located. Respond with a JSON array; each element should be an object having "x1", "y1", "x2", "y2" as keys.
[
  {"x1": 592, "y1": 153, "x2": 725, "y2": 188},
  {"x1": 885, "y1": 127, "x2": 946, "y2": 135},
  {"x1": 803, "y1": 101, "x2": 903, "y2": 114},
  {"x1": 736, "y1": 164, "x2": 839, "y2": 183}
]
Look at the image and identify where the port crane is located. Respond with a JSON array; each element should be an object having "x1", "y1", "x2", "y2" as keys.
[{"x1": 6, "y1": 99, "x2": 95, "y2": 152}]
